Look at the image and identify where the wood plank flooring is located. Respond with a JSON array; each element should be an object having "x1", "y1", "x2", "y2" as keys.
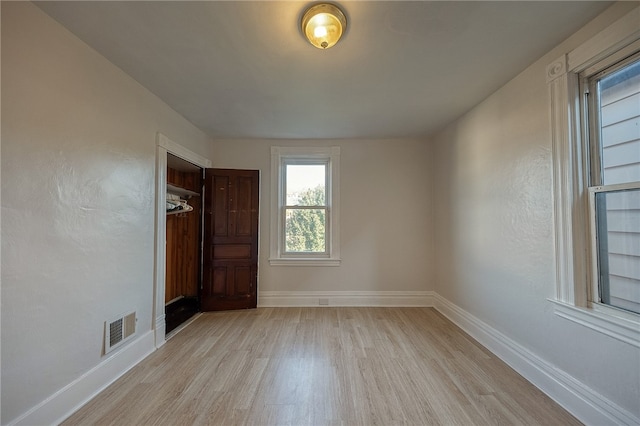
[{"x1": 63, "y1": 308, "x2": 581, "y2": 425}]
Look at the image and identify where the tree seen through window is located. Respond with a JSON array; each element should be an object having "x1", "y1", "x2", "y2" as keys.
[{"x1": 285, "y1": 163, "x2": 327, "y2": 253}]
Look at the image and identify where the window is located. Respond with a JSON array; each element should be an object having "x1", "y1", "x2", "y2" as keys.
[
  {"x1": 269, "y1": 146, "x2": 340, "y2": 266},
  {"x1": 584, "y1": 55, "x2": 640, "y2": 314},
  {"x1": 285, "y1": 162, "x2": 327, "y2": 254},
  {"x1": 547, "y1": 7, "x2": 639, "y2": 347}
]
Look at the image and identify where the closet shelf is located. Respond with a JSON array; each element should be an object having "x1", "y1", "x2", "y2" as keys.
[
  {"x1": 167, "y1": 208, "x2": 192, "y2": 216},
  {"x1": 167, "y1": 183, "x2": 200, "y2": 198}
]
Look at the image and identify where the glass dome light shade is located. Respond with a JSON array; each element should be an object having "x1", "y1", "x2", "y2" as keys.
[{"x1": 301, "y1": 3, "x2": 347, "y2": 49}]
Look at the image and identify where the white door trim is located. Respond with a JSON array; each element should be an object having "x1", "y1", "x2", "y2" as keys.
[{"x1": 154, "y1": 133, "x2": 211, "y2": 348}]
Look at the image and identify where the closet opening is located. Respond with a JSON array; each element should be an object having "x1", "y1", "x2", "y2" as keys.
[{"x1": 165, "y1": 153, "x2": 203, "y2": 334}]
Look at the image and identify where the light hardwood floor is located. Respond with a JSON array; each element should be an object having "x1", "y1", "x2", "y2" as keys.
[{"x1": 63, "y1": 308, "x2": 581, "y2": 425}]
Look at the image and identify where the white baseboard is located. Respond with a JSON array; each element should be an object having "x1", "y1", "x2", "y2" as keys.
[
  {"x1": 12, "y1": 296, "x2": 634, "y2": 426},
  {"x1": 433, "y1": 294, "x2": 640, "y2": 426},
  {"x1": 258, "y1": 290, "x2": 434, "y2": 307},
  {"x1": 8, "y1": 330, "x2": 156, "y2": 426},
  {"x1": 155, "y1": 313, "x2": 166, "y2": 349}
]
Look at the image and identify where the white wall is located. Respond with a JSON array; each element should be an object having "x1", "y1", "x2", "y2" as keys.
[
  {"x1": 1, "y1": 3, "x2": 213, "y2": 424},
  {"x1": 432, "y1": 2, "x2": 640, "y2": 420},
  {"x1": 5, "y1": 0, "x2": 636, "y2": 424},
  {"x1": 213, "y1": 138, "x2": 434, "y2": 298}
]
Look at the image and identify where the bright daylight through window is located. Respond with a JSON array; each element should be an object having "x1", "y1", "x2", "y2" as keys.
[
  {"x1": 285, "y1": 163, "x2": 327, "y2": 253},
  {"x1": 270, "y1": 147, "x2": 341, "y2": 266},
  {"x1": 585, "y1": 55, "x2": 640, "y2": 314}
]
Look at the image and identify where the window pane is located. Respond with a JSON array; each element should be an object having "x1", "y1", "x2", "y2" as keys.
[
  {"x1": 594, "y1": 188, "x2": 640, "y2": 314},
  {"x1": 598, "y1": 59, "x2": 640, "y2": 186},
  {"x1": 286, "y1": 164, "x2": 326, "y2": 206},
  {"x1": 285, "y1": 208, "x2": 326, "y2": 253}
]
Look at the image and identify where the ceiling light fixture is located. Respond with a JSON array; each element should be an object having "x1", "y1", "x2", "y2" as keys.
[{"x1": 301, "y1": 3, "x2": 347, "y2": 49}]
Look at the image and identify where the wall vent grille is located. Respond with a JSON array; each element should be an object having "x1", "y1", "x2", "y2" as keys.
[{"x1": 105, "y1": 312, "x2": 136, "y2": 354}]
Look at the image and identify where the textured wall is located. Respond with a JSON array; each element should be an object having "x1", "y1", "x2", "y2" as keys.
[
  {"x1": 213, "y1": 138, "x2": 435, "y2": 295},
  {"x1": 432, "y1": 2, "x2": 640, "y2": 417},
  {"x1": 1, "y1": 3, "x2": 212, "y2": 423}
]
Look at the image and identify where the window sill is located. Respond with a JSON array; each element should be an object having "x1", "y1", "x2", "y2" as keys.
[
  {"x1": 549, "y1": 299, "x2": 640, "y2": 348},
  {"x1": 268, "y1": 258, "x2": 341, "y2": 267}
]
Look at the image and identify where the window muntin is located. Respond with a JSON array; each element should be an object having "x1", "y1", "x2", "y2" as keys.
[{"x1": 585, "y1": 55, "x2": 640, "y2": 315}]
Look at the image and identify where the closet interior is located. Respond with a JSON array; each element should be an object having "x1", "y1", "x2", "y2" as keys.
[{"x1": 165, "y1": 153, "x2": 202, "y2": 334}]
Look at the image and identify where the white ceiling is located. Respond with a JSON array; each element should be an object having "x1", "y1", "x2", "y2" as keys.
[{"x1": 36, "y1": 1, "x2": 612, "y2": 140}]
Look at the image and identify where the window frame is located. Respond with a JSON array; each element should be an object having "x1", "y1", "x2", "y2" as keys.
[
  {"x1": 269, "y1": 146, "x2": 341, "y2": 266},
  {"x1": 283, "y1": 158, "x2": 329, "y2": 256},
  {"x1": 583, "y1": 50, "x2": 640, "y2": 315},
  {"x1": 588, "y1": 185, "x2": 640, "y2": 314},
  {"x1": 547, "y1": 6, "x2": 640, "y2": 347}
]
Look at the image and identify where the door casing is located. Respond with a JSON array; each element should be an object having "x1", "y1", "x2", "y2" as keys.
[{"x1": 154, "y1": 133, "x2": 211, "y2": 347}]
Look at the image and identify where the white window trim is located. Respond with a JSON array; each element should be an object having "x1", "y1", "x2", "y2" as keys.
[
  {"x1": 269, "y1": 146, "x2": 341, "y2": 266},
  {"x1": 547, "y1": 6, "x2": 640, "y2": 348}
]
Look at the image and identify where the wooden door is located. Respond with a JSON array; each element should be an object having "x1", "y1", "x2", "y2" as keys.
[{"x1": 201, "y1": 169, "x2": 259, "y2": 311}]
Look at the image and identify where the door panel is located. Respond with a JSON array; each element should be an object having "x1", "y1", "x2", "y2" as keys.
[
  {"x1": 213, "y1": 244, "x2": 252, "y2": 259},
  {"x1": 202, "y1": 169, "x2": 259, "y2": 311},
  {"x1": 213, "y1": 175, "x2": 229, "y2": 236},
  {"x1": 236, "y1": 176, "x2": 253, "y2": 236}
]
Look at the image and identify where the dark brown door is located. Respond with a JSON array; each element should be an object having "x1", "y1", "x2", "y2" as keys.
[{"x1": 201, "y1": 169, "x2": 259, "y2": 311}]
